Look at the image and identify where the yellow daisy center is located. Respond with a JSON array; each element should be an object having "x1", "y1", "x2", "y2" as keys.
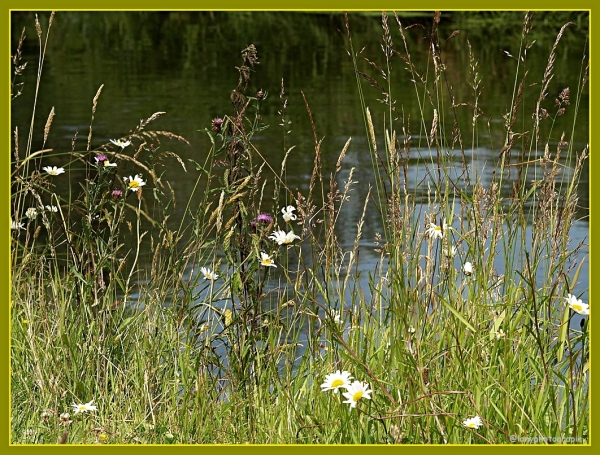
[
  {"x1": 353, "y1": 391, "x2": 364, "y2": 401},
  {"x1": 466, "y1": 422, "x2": 476, "y2": 428},
  {"x1": 573, "y1": 304, "x2": 583, "y2": 312},
  {"x1": 129, "y1": 181, "x2": 140, "y2": 189},
  {"x1": 331, "y1": 379, "x2": 344, "y2": 388},
  {"x1": 262, "y1": 259, "x2": 272, "y2": 265}
]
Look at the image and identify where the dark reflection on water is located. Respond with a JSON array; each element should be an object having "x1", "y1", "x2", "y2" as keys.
[{"x1": 11, "y1": 11, "x2": 589, "y2": 309}]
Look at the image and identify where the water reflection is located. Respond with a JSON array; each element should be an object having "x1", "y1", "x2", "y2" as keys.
[{"x1": 11, "y1": 11, "x2": 588, "y2": 307}]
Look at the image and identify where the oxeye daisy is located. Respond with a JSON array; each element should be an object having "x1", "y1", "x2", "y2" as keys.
[
  {"x1": 566, "y1": 294, "x2": 589, "y2": 315},
  {"x1": 462, "y1": 416, "x2": 483, "y2": 429},
  {"x1": 281, "y1": 205, "x2": 297, "y2": 222},
  {"x1": 11, "y1": 220, "x2": 24, "y2": 230},
  {"x1": 25, "y1": 207, "x2": 38, "y2": 219},
  {"x1": 259, "y1": 252, "x2": 277, "y2": 268},
  {"x1": 72, "y1": 400, "x2": 97, "y2": 414},
  {"x1": 425, "y1": 221, "x2": 448, "y2": 240},
  {"x1": 463, "y1": 261, "x2": 474, "y2": 276},
  {"x1": 200, "y1": 267, "x2": 219, "y2": 281},
  {"x1": 342, "y1": 380, "x2": 373, "y2": 408},
  {"x1": 269, "y1": 229, "x2": 301, "y2": 245},
  {"x1": 110, "y1": 139, "x2": 131, "y2": 149},
  {"x1": 320, "y1": 370, "x2": 353, "y2": 393},
  {"x1": 124, "y1": 175, "x2": 146, "y2": 192},
  {"x1": 42, "y1": 166, "x2": 65, "y2": 176}
]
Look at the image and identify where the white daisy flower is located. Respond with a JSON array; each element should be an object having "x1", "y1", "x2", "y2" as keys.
[
  {"x1": 462, "y1": 416, "x2": 483, "y2": 429},
  {"x1": 42, "y1": 166, "x2": 65, "y2": 176},
  {"x1": 424, "y1": 220, "x2": 448, "y2": 240},
  {"x1": 260, "y1": 252, "x2": 277, "y2": 268},
  {"x1": 342, "y1": 380, "x2": 373, "y2": 408},
  {"x1": 566, "y1": 294, "x2": 589, "y2": 315},
  {"x1": 124, "y1": 174, "x2": 146, "y2": 192},
  {"x1": 269, "y1": 229, "x2": 301, "y2": 245},
  {"x1": 320, "y1": 370, "x2": 353, "y2": 393},
  {"x1": 72, "y1": 400, "x2": 97, "y2": 414},
  {"x1": 281, "y1": 205, "x2": 297, "y2": 222},
  {"x1": 110, "y1": 139, "x2": 131, "y2": 149},
  {"x1": 11, "y1": 220, "x2": 25, "y2": 230},
  {"x1": 25, "y1": 207, "x2": 38, "y2": 219},
  {"x1": 463, "y1": 261, "x2": 474, "y2": 276},
  {"x1": 200, "y1": 267, "x2": 219, "y2": 281}
]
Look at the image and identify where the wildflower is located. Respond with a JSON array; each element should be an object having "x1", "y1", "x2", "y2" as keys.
[
  {"x1": 425, "y1": 220, "x2": 448, "y2": 240},
  {"x1": 269, "y1": 229, "x2": 301, "y2": 245},
  {"x1": 98, "y1": 432, "x2": 109, "y2": 443},
  {"x1": 260, "y1": 252, "x2": 277, "y2": 268},
  {"x1": 463, "y1": 262, "x2": 474, "y2": 276},
  {"x1": 281, "y1": 205, "x2": 297, "y2": 222},
  {"x1": 566, "y1": 294, "x2": 589, "y2": 316},
  {"x1": 332, "y1": 310, "x2": 342, "y2": 324},
  {"x1": 25, "y1": 207, "x2": 38, "y2": 219},
  {"x1": 45, "y1": 205, "x2": 59, "y2": 212},
  {"x1": 110, "y1": 139, "x2": 131, "y2": 149},
  {"x1": 212, "y1": 117, "x2": 224, "y2": 133},
  {"x1": 444, "y1": 245, "x2": 457, "y2": 257},
  {"x1": 42, "y1": 166, "x2": 65, "y2": 176},
  {"x1": 41, "y1": 409, "x2": 54, "y2": 423},
  {"x1": 462, "y1": 416, "x2": 483, "y2": 429},
  {"x1": 124, "y1": 175, "x2": 146, "y2": 192},
  {"x1": 59, "y1": 413, "x2": 73, "y2": 426},
  {"x1": 94, "y1": 154, "x2": 117, "y2": 167},
  {"x1": 72, "y1": 400, "x2": 97, "y2": 414},
  {"x1": 256, "y1": 213, "x2": 273, "y2": 224},
  {"x1": 200, "y1": 267, "x2": 219, "y2": 281},
  {"x1": 11, "y1": 220, "x2": 24, "y2": 230},
  {"x1": 342, "y1": 381, "x2": 373, "y2": 408},
  {"x1": 495, "y1": 329, "x2": 506, "y2": 339},
  {"x1": 320, "y1": 370, "x2": 353, "y2": 393},
  {"x1": 111, "y1": 189, "x2": 123, "y2": 199}
]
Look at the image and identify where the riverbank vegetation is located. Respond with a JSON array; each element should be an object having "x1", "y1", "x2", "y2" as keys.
[{"x1": 10, "y1": 11, "x2": 588, "y2": 444}]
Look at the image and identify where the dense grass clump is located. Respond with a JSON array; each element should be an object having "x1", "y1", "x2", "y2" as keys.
[{"x1": 11, "y1": 11, "x2": 588, "y2": 444}]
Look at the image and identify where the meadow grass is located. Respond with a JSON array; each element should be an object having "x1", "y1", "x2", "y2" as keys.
[{"x1": 10, "y1": 12, "x2": 588, "y2": 444}]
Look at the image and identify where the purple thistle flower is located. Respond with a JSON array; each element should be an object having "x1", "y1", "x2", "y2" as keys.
[
  {"x1": 95, "y1": 154, "x2": 108, "y2": 164},
  {"x1": 212, "y1": 117, "x2": 224, "y2": 133},
  {"x1": 256, "y1": 213, "x2": 273, "y2": 224},
  {"x1": 111, "y1": 189, "x2": 123, "y2": 199}
]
